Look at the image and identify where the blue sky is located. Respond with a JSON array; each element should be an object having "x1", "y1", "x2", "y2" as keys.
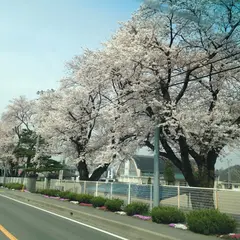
[
  {"x1": 0, "y1": 0, "x2": 238, "y2": 168},
  {"x1": 0, "y1": 0, "x2": 140, "y2": 113}
]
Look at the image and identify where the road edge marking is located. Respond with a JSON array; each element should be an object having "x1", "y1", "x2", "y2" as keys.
[
  {"x1": 1, "y1": 192, "x2": 181, "y2": 240},
  {"x1": 0, "y1": 193, "x2": 180, "y2": 240},
  {"x1": 0, "y1": 225, "x2": 18, "y2": 240},
  {"x1": 0, "y1": 194, "x2": 128, "y2": 240}
]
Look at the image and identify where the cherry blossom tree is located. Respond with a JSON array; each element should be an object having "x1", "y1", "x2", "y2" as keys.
[
  {"x1": 2, "y1": 1, "x2": 238, "y2": 205},
  {"x1": 96, "y1": 0, "x2": 240, "y2": 207},
  {"x1": 1, "y1": 96, "x2": 38, "y2": 174},
  {"x1": 0, "y1": 120, "x2": 17, "y2": 176},
  {"x1": 2, "y1": 96, "x2": 35, "y2": 133},
  {"x1": 35, "y1": 51, "x2": 116, "y2": 180}
]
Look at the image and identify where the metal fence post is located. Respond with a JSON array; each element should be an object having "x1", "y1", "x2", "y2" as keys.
[
  {"x1": 96, "y1": 182, "x2": 98, "y2": 197},
  {"x1": 84, "y1": 181, "x2": 86, "y2": 194},
  {"x1": 44, "y1": 177, "x2": 48, "y2": 189},
  {"x1": 127, "y1": 183, "x2": 131, "y2": 204},
  {"x1": 110, "y1": 182, "x2": 113, "y2": 199},
  {"x1": 3, "y1": 166, "x2": 6, "y2": 185},
  {"x1": 177, "y1": 184, "x2": 180, "y2": 209},
  {"x1": 64, "y1": 180, "x2": 66, "y2": 192},
  {"x1": 150, "y1": 184, "x2": 153, "y2": 210},
  {"x1": 73, "y1": 181, "x2": 76, "y2": 193},
  {"x1": 187, "y1": 191, "x2": 190, "y2": 209},
  {"x1": 215, "y1": 188, "x2": 219, "y2": 209}
]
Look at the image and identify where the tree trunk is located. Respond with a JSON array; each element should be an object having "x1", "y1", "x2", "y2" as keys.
[
  {"x1": 189, "y1": 187, "x2": 215, "y2": 209},
  {"x1": 77, "y1": 160, "x2": 89, "y2": 180},
  {"x1": 173, "y1": 149, "x2": 217, "y2": 210},
  {"x1": 9, "y1": 163, "x2": 18, "y2": 177},
  {"x1": 27, "y1": 156, "x2": 31, "y2": 168},
  {"x1": 187, "y1": 164, "x2": 216, "y2": 210},
  {"x1": 77, "y1": 160, "x2": 109, "y2": 181},
  {"x1": 89, "y1": 164, "x2": 109, "y2": 181}
]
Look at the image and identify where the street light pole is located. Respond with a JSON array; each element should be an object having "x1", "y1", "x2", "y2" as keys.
[{"x1": 153, "y1": 127, "x2": 160, "y2": 207}]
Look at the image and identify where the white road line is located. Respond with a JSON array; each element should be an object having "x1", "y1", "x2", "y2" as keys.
[{"x1": 0, "y1": 194, "x2": 128, "y2": 240}]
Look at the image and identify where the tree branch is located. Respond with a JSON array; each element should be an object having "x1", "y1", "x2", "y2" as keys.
[
  {"x1": 159, "y1": 127, "x2": 182, "y2": 171},
  {"x1": 68, "y1": 111, "x2": 77, "y2": 122},
  {"x1": 89, "y1": 163, "x2": 109, "y2": 181},
  {"x1": 144, "y1": 139, "x2": 154, "y2": 151},
  {"x1": 87, "y1": 118, "x2": 96, "y2": 140},
  {"x1": 119, "y1": 134, "x2": 136, "y2": 143},
  {"x1": 176, "y1": 65, "x2": 201, "y2": 104},
  {"x1": 178, "y1": 135, "x2": 197, "y2": 185}
]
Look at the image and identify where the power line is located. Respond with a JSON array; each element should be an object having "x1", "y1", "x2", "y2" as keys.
[
  {"x1": 99, "y1": 51, "x2": 240, "y2": 107},
  {"x1": 170, "y1": 64, "x2": 240, "y2": 87},
  {"x1": 41, "y1": 40, "x2": 240, "y2": 129},
  {"x1": 99, "y1": 44, "x2": 240, "y2": 108},
  {"x1": 70, "y1": 63, "x2": 240, "y2": 128}
]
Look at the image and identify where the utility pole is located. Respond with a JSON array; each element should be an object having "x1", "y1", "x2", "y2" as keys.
[{"x1": 153, "y1": 127, "x2": 160, "y2": 207}]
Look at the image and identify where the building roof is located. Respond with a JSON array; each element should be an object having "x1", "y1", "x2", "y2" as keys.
[{"x1": 133, "y1": 155, "x2": 182, "y2": 174}]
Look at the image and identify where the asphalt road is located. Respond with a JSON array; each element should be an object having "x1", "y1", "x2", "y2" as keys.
[{"x1": 0, "y1": 195, "x2": 126, "y2": 240}]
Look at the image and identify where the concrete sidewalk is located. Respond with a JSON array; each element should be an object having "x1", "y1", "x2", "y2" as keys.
[{"x1": 0, "y1": 189, "x2": 219, "y2": 240}]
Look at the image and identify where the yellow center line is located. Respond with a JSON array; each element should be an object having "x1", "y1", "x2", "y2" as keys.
[{"x1": 0, "y1": 225, "x2": 18, "y2": 240}]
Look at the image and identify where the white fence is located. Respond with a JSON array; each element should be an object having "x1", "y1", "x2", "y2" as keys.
[
  {"x1": 1, "y1": 177, "x2": 239, "y2": 216},
  {"x1": 0, "y1": 176, "x2": 27, "y2": 185}
]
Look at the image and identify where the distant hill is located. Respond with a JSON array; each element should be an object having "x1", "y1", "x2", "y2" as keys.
[{"x1": 218, "y1": 165, "x2": 240, "y2": 183}]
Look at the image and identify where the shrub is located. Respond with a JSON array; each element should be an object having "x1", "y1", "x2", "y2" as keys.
[
  {"x1": 151, "y1": 206, "x2": 185, "y2": 224},
  {"x1": 36, "y1": 189, "x2": 62, "y2": 197},
  {"x1": 36, "y1": 189, "x2": 48, "y2": 195},
  {"x1": 187, "y1": 209, "x2": 237, "y2": 235},
  {"x1": 105, "y1": 198, "x2": 124, "y2": 212},
  {"x1": 58, "y1": 191, "x2": 71, "y2": 199},
  {"x1": 36, "y1": 189, "x2": 45, "y2": 194},
  {"x1": 91, "y1": 196, "x2": 107, "y2": 208},
  {"x1": 51, "y1": 189, "x2": 61, "y2": 197},
  {"x1": 39, "y1": 189, "x2": 60, "y2": 197},
  {"x1": 75, "y1": 194, "x2": 93, "y2": 204},
  {"x1": 124, "y1": 202, "x2": 149, "y2": 216},
  {"x1": 5, "y1": 183, "x2": 24, "y2": 190},
  {"x1": 64, "y1": 192, "x2": 79, "y2": 201}
]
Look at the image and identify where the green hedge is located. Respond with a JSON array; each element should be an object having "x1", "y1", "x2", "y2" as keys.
[
  {"x1": 35, "y1": 189, "x2": 43, "y2": 194},
  {"x1": 105, "y1": 199, "x2": 124, "y2": 212},
  {"x1": 187, "y1": 209, "x2": 237, "y2": 235},
  {"x1": 91, "y1": 196, "x2": 107, "y2": 208},
  {"x1": 151, "y1": 206, "x2": 185, "y2": 224},
  {"x1": 36, "y1": 189, "x2": 76, "y2": 200},
  {"x1": 58, "y1": 191, "x2": 72, "y2": 199},
  {"x1": 64, "y1": 192, "x2": 79, "y2": 201},
  {"x1": 124, "y1": 202, "x2": 149, "y2": 216},
  {"x1": 36, "y1": 189, "x2": 61, "y2": 197},
  {"x1": 36, "y1": 189, "x2": 93, "y2": 203},
  {"x1": 75, "y1": 194, "x2": 93, "y2": 204},
  {"x1": 5, "y1": 183, "x2": 24, "y2": 190}
]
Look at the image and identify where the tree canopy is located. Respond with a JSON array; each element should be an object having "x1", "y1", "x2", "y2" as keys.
[{"x1": 1, "y1": 0, "x2": 240, "y2": 186}]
